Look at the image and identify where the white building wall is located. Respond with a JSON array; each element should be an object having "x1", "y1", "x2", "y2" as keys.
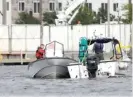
[
  {"x1": 0, "y1": 0, "x2": 131, "y2": 24},
  {"x1": 0, "y1": 0, "x2": 12, "y2": 25},
  {"x1": 6, "y1": 0, "x2": 12, "y2": 24},
  {"x1": 59, "y1": 0, "x2": 129, "y2": 18}
]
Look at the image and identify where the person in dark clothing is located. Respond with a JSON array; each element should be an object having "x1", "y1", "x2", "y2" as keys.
[
  {"x1": 36, "y1": 44, "x2": 45, "y2": 59},
  {"x1": 93, "y1": 42, "x2": 104, "y2": 60}
]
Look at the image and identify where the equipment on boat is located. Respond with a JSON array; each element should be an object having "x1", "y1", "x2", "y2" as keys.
[
  {"x1": 68, "y1": 37, "x2": 131, "y2": 79},
  {"x1": 86, "y1": 55, "x2": 99, "y2": 78},
  {"x1": 79, "y1": 37, "x2": 88, "y2": 63}
]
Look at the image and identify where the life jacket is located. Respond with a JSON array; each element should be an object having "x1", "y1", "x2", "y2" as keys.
[{"x1": 36, "y1": 47, "x2": 45, "y2": 59}]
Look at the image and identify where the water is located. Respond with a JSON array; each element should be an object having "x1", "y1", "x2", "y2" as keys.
[{"x1": 0, "y1": 65, "x2": 132, "y2": 97}]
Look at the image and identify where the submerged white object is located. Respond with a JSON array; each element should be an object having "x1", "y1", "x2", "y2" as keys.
[
  {"x1": 118, "y1": 62, "x2": 128, "y2": 69},
  {"x1": 68, "y1": 64, "x2": 88, "y2": 79},
  {"x1": 118, "y1": 51, "x2": 131, "y2": 69},
  {"x1": 98, "y1": 61, "x2": 119, "y2": 76}
]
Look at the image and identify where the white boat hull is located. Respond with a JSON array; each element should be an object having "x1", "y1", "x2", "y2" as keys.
[
  {"x1": 68, "y1": 65, "x2": 89, "y2": 79},
  {"x1": 67, "y1": 61, "x2": 130, "y2": 79}
]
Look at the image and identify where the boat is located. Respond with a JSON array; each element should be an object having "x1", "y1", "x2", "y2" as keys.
[
  {"x1": 27, "y1": 41, "x2": 77, "y2": 79},
  {"x1": 68, "y1": 37, "x2": 131, "y2": 79},
  {"x1": 28, "y1": 38, "x2": 131, "y2": 79}
]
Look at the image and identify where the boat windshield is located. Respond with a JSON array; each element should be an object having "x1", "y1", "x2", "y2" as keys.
[{"x1": 87, "y1": 41, "x2": 118, "y2": 60}]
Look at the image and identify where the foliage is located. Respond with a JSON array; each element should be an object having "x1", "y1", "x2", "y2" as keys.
[
  {"x1": 43, "y1": 12, "x2": 57, "y2": 24},
  {"x1": 122, "y1": 4, "x2": 132, "y2": 24},
  {"x1": 15, "y1": 12, "x2": 40, "y2": 24},
  {"x1": 95, "y1": 8, "x2": 115, "y2": 24},
  {"x1": 72, "y1": 4, "x2": 116, "y2": 25},
  {"x1": 71, "y1": 4, "x2": 96, "y2": 25}
]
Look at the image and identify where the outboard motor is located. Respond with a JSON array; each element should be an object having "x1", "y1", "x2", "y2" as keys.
[{"x1": 86, "y1": 55, "x2": 99, "y2": 78}]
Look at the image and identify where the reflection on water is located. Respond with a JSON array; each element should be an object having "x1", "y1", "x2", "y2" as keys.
[{"x1": 0, "y1": 65, "x2": 132, "y2": 96}]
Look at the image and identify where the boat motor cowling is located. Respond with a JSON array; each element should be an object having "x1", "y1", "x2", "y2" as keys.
[{"x1": 86, "y1": 55, "x2": 99, "y2": 78}]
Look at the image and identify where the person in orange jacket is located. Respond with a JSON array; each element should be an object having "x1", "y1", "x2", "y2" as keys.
[{"x1": 36, "y1": 44, "x2": 45, "y2": 59}]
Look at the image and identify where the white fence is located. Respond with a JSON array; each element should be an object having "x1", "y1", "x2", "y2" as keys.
[{"x1": 0, "y1": 24, "x2": 131, "y2": 53}]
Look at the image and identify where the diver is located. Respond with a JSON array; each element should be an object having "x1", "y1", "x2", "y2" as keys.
[
  {"x1": 36, "y1": 44, "x2": 45, "y2": 59},
  {"x1": 93, "y1": 42, "x2": 104, "y2": 61}
]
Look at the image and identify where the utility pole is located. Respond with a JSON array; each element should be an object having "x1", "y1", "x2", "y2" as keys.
[
  {"x1": 129, "y1": 0, "x2": 131, "y2": 4},
  {"x1": 107, "y1": 0, "x2": 110, "y2": 37},
  {"x1": 117, "y1": 9, "x2": 120, "y2": 24},
  {"x1": 129, "y1": 0, "x2": 132, "y2": 46},
  {"x1": 131, "y1": 1, "x2": 133, "y2": 46},
  {"x1": 40, "y1": 0, "x2": 43, "y2": 44},
  {"x1": 2, "y1": 0, "x2": 6, "y2": 24}
]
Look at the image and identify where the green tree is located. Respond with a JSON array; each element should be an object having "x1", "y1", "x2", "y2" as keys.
[
  {"x1": 15, "y1": 12, "x2": 40, "y2": 24},
  {"x1": 43, "y1": 12, "x2": 57, "y2": 25},
  {"x1": 72, "y1": 4, "x2": 96, "y2": 25},
  {"x1": 95, "y1": 8, "x2": 115, "y2": 24},
  {"x1": 71, "y1": 4, "x2": 115, "y2": 25},
  {"x1": 122, "y1": 4, "x2": 132, "y2": 24}
]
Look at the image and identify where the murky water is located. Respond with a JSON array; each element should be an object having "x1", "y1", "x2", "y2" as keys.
[{"x1": 0, "y1": 64, "x2": 132, "y2": 97}]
